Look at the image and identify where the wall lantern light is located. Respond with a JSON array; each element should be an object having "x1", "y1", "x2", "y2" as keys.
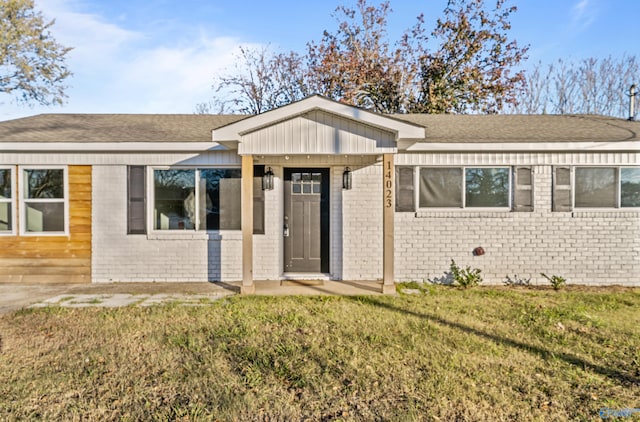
[
  {"x1": 262, "y1": 167, "x2": 274, "y2": 191},
  {"x1": 343, "y1": 167, "x2": 352, "y2": 190}
]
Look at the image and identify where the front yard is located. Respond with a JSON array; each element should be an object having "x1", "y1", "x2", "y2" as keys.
[{"x1": 1, "y1": 286, "x2": 638, "y2": 420}]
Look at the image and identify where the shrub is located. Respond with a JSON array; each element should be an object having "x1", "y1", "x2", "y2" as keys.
[
  {"x1": 450, "y1": 259, "x2": 482, "y2": 288},
  {"x1": 504, "y1": 274, "x2": 532, "y2": 287},
  {"x1": 540, "y1": 273, "x2": 567, "y2": 290}
]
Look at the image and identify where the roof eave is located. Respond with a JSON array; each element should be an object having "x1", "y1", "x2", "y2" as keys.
[
  {"x1": 0, "y1": 142, "x2": 228, "y2": 153},
  {"x1": 402, "y1": 140, "x2": 640, "y2": 152}
]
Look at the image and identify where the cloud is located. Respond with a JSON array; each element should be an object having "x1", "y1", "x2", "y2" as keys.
[
  {"x1": 570, "y1": 0, "x2": 597, "y2": 31},
  {"x1": 1, "y1": 0, "x2": 262, "y2": 118},
  {"x1": 38, "y1": 0, "x2": 142, "y2": 61},
  {"x1": 116, "y1": 36, "x2": 263, "y2": 113}
]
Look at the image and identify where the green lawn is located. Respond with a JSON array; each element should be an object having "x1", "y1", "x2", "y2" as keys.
[{"x1": 1, "y1": 286, "x2": 639, "y2": 421}]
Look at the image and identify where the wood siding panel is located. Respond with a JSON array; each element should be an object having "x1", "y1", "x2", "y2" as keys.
[
  {"x1": 0, "y1": 165, "x2": 92, "y2": 284},
  {"x1": 239, "y1": 110, "x2": 396, "y2": 155}
]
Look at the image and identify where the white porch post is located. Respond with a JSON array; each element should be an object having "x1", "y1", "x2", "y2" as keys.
[
  {"x1": 382, "y1": 153, "x2": 395, "y2": 294},
  {"x1": 241, "y1": 155, "x2": 255, "y2": 294}
]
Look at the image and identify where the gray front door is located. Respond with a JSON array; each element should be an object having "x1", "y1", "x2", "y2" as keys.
[{"x1": 284, "y1": 168, "x2": 330, "y2": 273}]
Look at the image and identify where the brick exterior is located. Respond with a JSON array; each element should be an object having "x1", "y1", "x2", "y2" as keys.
[
  {"x1": 340, "y1": 165, "x2": 383, "y2": 280},
  {"x1": 92, "y1": 165, "x2": 243, "y2": 282},
  {"x1": 5, "y1": 106, "x2": 638, "y2": 287},
  {"x1": 394, "y1": 165, "x2": 640, "y2": 286},
  {"x1": 90, "y1": 162, "x2": 640, "y2": 286}
]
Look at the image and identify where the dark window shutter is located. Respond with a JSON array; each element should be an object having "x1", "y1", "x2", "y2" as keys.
[
  {"x1": 553, "y1": 166, "x2": 573, "y2": 212},
  {"x1": 395, "y1": 166, "x2": 415, "y2": 212},
  {"x1": 253, "y1": 165, "x2": 265, "y2": 234},
  {"x1": 127, "y1": 166, "x2": 146, "y2": 234},
  {"x1": 513, "y1": 167, "x2": 534, "y2": 212}
]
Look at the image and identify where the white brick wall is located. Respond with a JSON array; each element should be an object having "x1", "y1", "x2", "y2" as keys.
[
  {"x1": 394, "y1": 165, "x2": 640, "y2": 286},
  {"x1": 91, "y1": 161, "x2": 640, "y2": 286},
  {"x1": 253, "y1": 167, "x2": 283, "y2": 280},
  {"x1": 92, "y1": 165, "x2": 243, "y2": 282},
  {"x1": 340, "y1": 165, "x2": 383, "y2": 280}
]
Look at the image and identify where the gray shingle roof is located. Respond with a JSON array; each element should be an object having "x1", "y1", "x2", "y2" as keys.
[
  {"x1": 0, "y1": 114, "x2": 247, "y2": 143},
  {"x1": 393, "y1": 114, "x2": 639, "y2": 143},
  {"x1": 0, "y1": 112, "x2": 638, "y2": 144}
]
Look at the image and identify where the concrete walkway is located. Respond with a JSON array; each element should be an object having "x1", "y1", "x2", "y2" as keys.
[{"x1": 0, "y1": 280, "x2": 388, "y2": 314}]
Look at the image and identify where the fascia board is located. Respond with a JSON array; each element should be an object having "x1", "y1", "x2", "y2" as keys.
[
  {"x1": 403, "y1": 140, "x2": 640, "y2": 152},
  {"x1": 0, "y1": 142, "x2": 227, "y2": 152}
]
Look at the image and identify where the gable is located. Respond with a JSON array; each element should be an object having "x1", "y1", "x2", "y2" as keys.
[
  {"x1": 212, "y1": 95, "x2": 425, "y2": 155},
  {"x1": 238, "y1": 109, "x2": 396, "y2": 155}
]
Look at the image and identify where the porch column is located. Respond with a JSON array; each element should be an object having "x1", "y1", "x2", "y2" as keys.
[
  {"x1": 382, "y1": 153, "x2": 395, "y2": 294},
  {"x1": 241, "y1": 155, "x2": 255, "y2": 294}
]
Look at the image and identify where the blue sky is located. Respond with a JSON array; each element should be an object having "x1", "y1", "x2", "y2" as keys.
[{"x1": 1, "y1": 0, "x2": 638, "y2": 120}]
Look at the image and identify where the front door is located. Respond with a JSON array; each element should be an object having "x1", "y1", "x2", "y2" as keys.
[{"x1": 284, "y1": 168, "x2": 330, "y2": 273}]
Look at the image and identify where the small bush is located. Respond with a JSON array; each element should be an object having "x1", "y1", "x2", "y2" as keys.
[
  {"x1": 450, "y1": 259, "x2": 482, "y2": 288},
  {"x1": 541, "y1": 273, "x2": 567, "y2": 290},
  {"x1": 504, "y1": 274, "x2": 532, "y2": 287}
]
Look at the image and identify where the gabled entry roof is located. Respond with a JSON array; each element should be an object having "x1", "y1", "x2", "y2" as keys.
[{"x1": 212, "y1": 95, "x2": 426, "y2": 155}]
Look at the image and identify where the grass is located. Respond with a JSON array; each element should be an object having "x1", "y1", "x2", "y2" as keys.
[{"x1": 0, "y1": 287, "x2": 639, "y2": 421}]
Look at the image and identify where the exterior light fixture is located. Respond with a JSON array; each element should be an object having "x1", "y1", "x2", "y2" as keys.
[
  {"x1": 262, "y1": 167, "x2": 274, "y2": 191},
  {"x1": 343, "y1": 167, "x2": 352, "y2": 190}
]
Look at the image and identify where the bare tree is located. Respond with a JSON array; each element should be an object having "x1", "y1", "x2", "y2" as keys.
[
  {"x1": 514, "y1": 55, "x2": 638, "y2": 118},
  {"x1": 202, "y1": 0, "x2": 528, "y2": 115},
  {"x1": 512, "y1": 61, "x2": 551, "y2": 114},
  {"x1": 196, "y1": 46, "x2": 308, "y2": 115}
]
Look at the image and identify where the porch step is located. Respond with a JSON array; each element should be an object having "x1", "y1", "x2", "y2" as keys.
[
  {"x1": 282, "y1": 272, "x2": 331, "y2": 281},
  {"x1": 281, "y1": 280, "x2": 325, "y2": 286}
]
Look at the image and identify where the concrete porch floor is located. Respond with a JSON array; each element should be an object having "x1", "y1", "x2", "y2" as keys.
[
  {"x1": 0, "y1": 280, "x2": 391, "y2": 314},
  {"x1": 249, "y1": 279, "x2": 387, "y2": 295}
]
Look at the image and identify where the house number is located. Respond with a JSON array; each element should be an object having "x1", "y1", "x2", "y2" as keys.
[{"x1": 384, "y1": 160, "x2": 393, "y2": 208}]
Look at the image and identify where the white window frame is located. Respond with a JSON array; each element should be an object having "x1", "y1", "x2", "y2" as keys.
[
  {"x1": 620, "y1": 167, "x2": 640, "y2": 208},
  {"x1": 149, "y1": 166, "x2": 242, "y2": 233},
  {"x1": 0, "y1": 166, "x2": 16, "y2": 236},
  {"x1": 416, "y1": 166, "x2": 512, "y2": 211},
  {"x1": 19, "y1": 166, "x2": 69, "y2": 236},
  {"x1": 574, "y1": 166, "x2": 640, "y2": 210}
]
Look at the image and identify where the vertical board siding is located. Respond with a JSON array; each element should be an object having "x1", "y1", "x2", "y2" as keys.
[
  {"x1": 0, "y1": 165, "x2": 92, "y2": 283},
  {"x1": 239, "y1": 110, "x2": 396, "y2": 155},
  {"x1": 396, "y1": 152, "x2": 640, "y2": 166}
]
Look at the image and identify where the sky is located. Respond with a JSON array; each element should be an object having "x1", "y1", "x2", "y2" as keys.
[{"x1": 1, "y1": 0, "x2": 639, "y2": 120}]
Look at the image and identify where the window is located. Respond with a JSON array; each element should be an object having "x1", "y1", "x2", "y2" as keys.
[
  {"x1": 153, "y1": 168, "x2": 241, "y2": 231},
  {"x1": 419, "y1": 168, "x2": 463, "y2": 208},
  {"x1": 553, "y1": 166, "x2": 640, "y2": 211},
  {"x1": 575, "y1": 167, "x2": 617, "y2": 208},
  {"x1": 418, "y1": 167, "x2": 511, "y2": 209},
  {"x1": 291, "y1": 172, "x2": 322, "y2": 194},
  {"x1": 200, "y1": 169, "x2": 242, "y2": 230},
  {"x1": 0, "y1": 167, "x2": 14, "y2": 233},
  {"x1": 21, "y1": 168, "x2": 66, "y2": 233},
  {"x1": 621, "y1": 168, "x2": 640, "y2": 207}
]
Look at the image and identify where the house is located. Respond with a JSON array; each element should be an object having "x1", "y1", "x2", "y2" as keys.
[{"x1": 0, "y1": 95, "x2": 639, "y2": 292}]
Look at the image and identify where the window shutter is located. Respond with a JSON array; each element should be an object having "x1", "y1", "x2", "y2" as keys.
[
  {"x1": 253, "y1": 165, "x2": 265, "y2": 234},
  {"x1": 553, "y1": 166, "x2": 572, "y2": 212},
  {"x1": 127, "y1": 166, "x2": 146, "y2": 234},
  {"x1": 513, "y1": 167, "x2": 533, "y2": 212},
  {"x1": 395, "y1": 167, "x2": 415, "y2": 212}
]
